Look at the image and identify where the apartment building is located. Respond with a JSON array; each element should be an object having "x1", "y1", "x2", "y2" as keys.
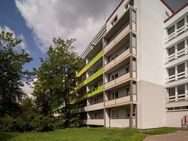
[
  {"x1": 164, "y1": 4, "x2": 188, "y2": 128},
  {"x1": 76, "y1": 0, "x2": 188, "y2": 129}
]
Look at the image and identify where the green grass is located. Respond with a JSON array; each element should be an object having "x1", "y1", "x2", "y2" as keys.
[{"x1": 0, "y1": 127, "x2": 178, "y2": 141}]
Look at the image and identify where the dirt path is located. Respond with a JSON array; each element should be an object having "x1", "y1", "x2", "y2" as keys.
[{"x1": 144, "y1": 130, "x2": 188, "y2": 141}]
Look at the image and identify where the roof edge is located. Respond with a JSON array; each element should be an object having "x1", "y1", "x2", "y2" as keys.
[
  {"x1": 160, "y1": 0, "x2": 175, "y2": 14},
  {"x1": 164, "y1": 3, "x2": 188, "y2": 23}
]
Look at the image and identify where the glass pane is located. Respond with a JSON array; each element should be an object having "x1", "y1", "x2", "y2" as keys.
[
  {"x1": 177, "y1": 85, "x2": 185, "y2": 95},
  {"x1": 131, "y1": 10, "x2": 136, "y2": 22},
  {"x1": 168, "y1": 46, "x2": 175, "y2": 55},
  {"x1": 177, "y1": 63, "x2": 185, "y2": 73},
  {"x1": 167, "y1": 25, "x2": 175, "y2": 35},
  {"x1": 168, "y1": 67, "x2": 175, "y2": 76},
  {"x1": 177, "y1": 18, "x2": 185, "y2": 29},
  {"x1": 177, "y1": 41, "x2": 185, "y2": 51},
  {"x1": 168, "y1": 87, "x2": 175, "y2": 96}
]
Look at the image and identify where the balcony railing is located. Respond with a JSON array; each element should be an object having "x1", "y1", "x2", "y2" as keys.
[
  {"x1": 104, "y1": 24, "x2": 131, "y2": 54},
  {"x1": 105, "y1": 95, "x2": 136, "y2": 108},
  {"x1": 87, "y1": 85, "x2": 104, "y2": 98},
  {"x1": 166, "y1": 23, "x2": 188, "y2": 42},
  {"x1": 166, "y1": 47, "x2": 188, "y2": 63},
  {"x1": 76, "y1": 50, "x2": 104, "y2": 77},
  {"x1": 104, "y1": 48, "x2": 136, "y2": 72},
  {"x1": 166, "y1": 94, "x2": 188, "y2": 103},
  {"x1": 77, "y1": 68, "x2": 104, "y2": 90},
  {"x1": 86, "y1": 119, "x2": 104, "y2": 126},
  {"x1": 105, "y1": 72, "x2": 136, "y2": 90},
  {"x1": 166, "y1": 70, "x2": 188, "y2": 83},
  {"x1": 84, "y1": 102, "x2": 104, "y2": 112}
]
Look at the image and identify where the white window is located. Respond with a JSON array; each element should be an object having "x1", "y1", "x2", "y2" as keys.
[
  {"x1": 167, "y1": 46, "x2": 175, "y2": 55},
  {"x1": 177, "y1": 41, "x2": 185, "y2": 51},
  {"x1": 168, "y1": 87, "x2": 175, "y2": 97},
  {"x1": 177, "y1": 18, "x2": 185, "y2": 29},
  {"x1": 168, "y1": 67, "x2": 175, "y2": 76},
  {"x1": 111, "y1": 16, "x2": 118, "y2": 26},
  {"x1": 177, "y1": 85, "x2": 185, "y2": 95},
  {"x1": 177, "y1": 63, "x2": 185, "y2": 74},
  {"x1": 167, "y1": 25, "x2": 175, "y2": 35}
]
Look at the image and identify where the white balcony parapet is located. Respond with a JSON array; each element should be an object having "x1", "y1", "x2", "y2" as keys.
[
  {"x1": 105, "y1": 72, "x2": 136, "y2": 90},
  {"x1": 166, "y1": 94, "x2": 188, "y2": 103},
  {"x1": 104, "y1": 48, "x2": 136, "y2": 72},
  {"x1": 166, "y1": 23, "x2": 188, "y2": 43},
  {"x1": 105, "y1": 95, "x2": 136, "y2": 108},
  {"x1": 84, "y1": 102, "x2": 104, "y2": 112},
  {"x1": 166, "y1": 47, "x2": 188, "y2": 63},
  {"x1": 166, "y1": 70, "x2": 188, "y2": 83},
  {"x1": 104, "y1": 24, "x2": 131, "y2": 54},
  {"x1": 86, "y1": 119, "x2": 104, "y2": 126}
]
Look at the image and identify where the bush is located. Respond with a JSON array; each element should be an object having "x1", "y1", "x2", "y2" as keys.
[{"x1": 0, "y1": 114, "x2": 62, "y2": 132}]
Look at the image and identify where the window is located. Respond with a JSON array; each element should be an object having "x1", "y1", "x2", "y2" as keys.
[
  {"x1": 125, "y1": 4, "x2": 129, "y2": 10},
  {"x1": 167, "y1": 25, "x2": 175, "y2": 35},
  {"x1": 111, "y1": 109, "x2": 119, "y2": 119},
  {"x1": 167, "y1": 46, "x2": 175, "y2": 55},
  {"x1": 129, "y1": 0, "x2": 134, "y2": 6},
  {"x1": 177, "y1": 18, "x2": 185, "y2": 29},
  {"x1": 174, "y1": 107, "x2": 181, "y2": 110},
  {"x1": 112, "y1": 91, "x2": 119, "y2": 99},
  {"x1": 131, "y1": 34, "x2": 136, "y2": 47},
  {"x1": 168, "y1": 67, "x2": 175, "y2": 76},
  {"x1": 131, "y1": 10, "x2": 136, "y2": 22},
  {"x1": 126, "y1": 87, "x2": 130, "y2": 95},
  {"x1": 177, "y1": 41, "x2": 185, "y2": 51},
  {"x1": 168, "y1": 87, "x2": 175, "y2": 97},
  {"x1": 177, "y1": 85, "x2": 185, "y2": 95},
  {"x1": 112, "y1": 73, "x2": 118, "y2": 80},
  {"x1": 167, "y1": 107, "x2": 173, "y2": 111},
  {"x1": 177, "y1": 63, "x2": 185, "y2": 73},
  {"x1": 111, "y1": 15, "x2": 118, "y2": 26}
]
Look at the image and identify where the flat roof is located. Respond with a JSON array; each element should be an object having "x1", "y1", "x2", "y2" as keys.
[{"x1": 164, "y1": 3, "x2": 188, "y2": 23}]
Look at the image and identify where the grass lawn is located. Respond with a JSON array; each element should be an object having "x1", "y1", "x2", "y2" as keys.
[{"x1": 0, "y1": 127, "x2": 178, "y2": 141}]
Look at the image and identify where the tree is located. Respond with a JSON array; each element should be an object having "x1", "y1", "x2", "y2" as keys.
[
  {"x1": 33, "y1": 38, "x2": 81, "y2": 127},
  {"x1": 0, "y1": 31, "x2": 32, "y2": 117}
]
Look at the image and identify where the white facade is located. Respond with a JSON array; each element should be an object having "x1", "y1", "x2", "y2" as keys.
[
  {"x1": 164, "y1": 5, "x2": 188, "y2": 128},
  {"x1": 76, "y1": 0, "x2": 188, "y2": 129}
]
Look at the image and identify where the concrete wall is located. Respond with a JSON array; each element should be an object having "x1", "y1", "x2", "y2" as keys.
[
  {"x1": 166, "y1": 111, "x2": 188, "y2": 127},
  {"x1": 135, "y1": 0, "x2": 171, "y2": 129},
  {"x1": 137, "y1": 80, "x2": 166, "y2": 129}
]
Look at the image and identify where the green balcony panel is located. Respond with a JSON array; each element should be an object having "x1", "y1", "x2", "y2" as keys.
[
  {"x1": 76, "y1": 68, "x2": 103, "y2": 90},
  {"x1": 84, "y1": 68, "x2": 103, "y2": 85},
  {"x1": 87, "y1": 85, "x2": 104, "y2": 98},
  {"x1": 76, "y1": 50, "x2": 104, "y2": 77}
]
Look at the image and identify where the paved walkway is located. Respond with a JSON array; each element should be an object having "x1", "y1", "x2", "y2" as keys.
[{"x1": 144, "y1": 130, "x2": 188, "y2": 141}]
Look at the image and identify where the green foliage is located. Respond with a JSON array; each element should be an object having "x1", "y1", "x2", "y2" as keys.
[
  {"x1": 33, "y1": 38, "x2": 81, "y2": 128},
  {"x1": 0, "y1": 31, "x2": 32, "y2": 117}
]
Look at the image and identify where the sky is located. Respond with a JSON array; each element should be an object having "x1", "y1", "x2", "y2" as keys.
[{"x1": 0, "y1": 0, "x2": 188, "y2": 95}]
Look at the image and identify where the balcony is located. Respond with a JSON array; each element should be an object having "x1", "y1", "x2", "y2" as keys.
[
  {"x1": 166, "y1": 70, "x2": 188, "y2": 83},
  {"x1": 84, "y1": 102, "x2": 104, "y2": 112},
  {"x1": 76, "y1": 50, "x2": 104, "y2": 77},
  {"x1": 105, "y1": 95, "x2": 136, "y2": 108},
  {"x1": 104, "y1": 48, "x2": 136, "y2": 72},
  {"x1": 109, "y1": 119, "x2": 130, "y2": 128},
  {"x1": 166, "y1": 23, "x2": 188, "y2": 43},
  {"x1": 166, "y1": 94, "x2": 188, "y2": 103},
  {"x1": 86, "y1": 119, "x2": 104, "y2": 126},
  {"x1": 77, "y1": 68, "x2": 103, "y2": 90},
  {"x1": 87, "y1": 85, "x2": 104, "y2": 98},
  {"x1": 166, "y1": 47, "x2": 188, "y2": 63},
  {"x1": 104, "y1": 24, "x2": 131, "y2": 54},
  {"x1": 105, "y1": 72, "x2": 136, "y2": 90}
]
